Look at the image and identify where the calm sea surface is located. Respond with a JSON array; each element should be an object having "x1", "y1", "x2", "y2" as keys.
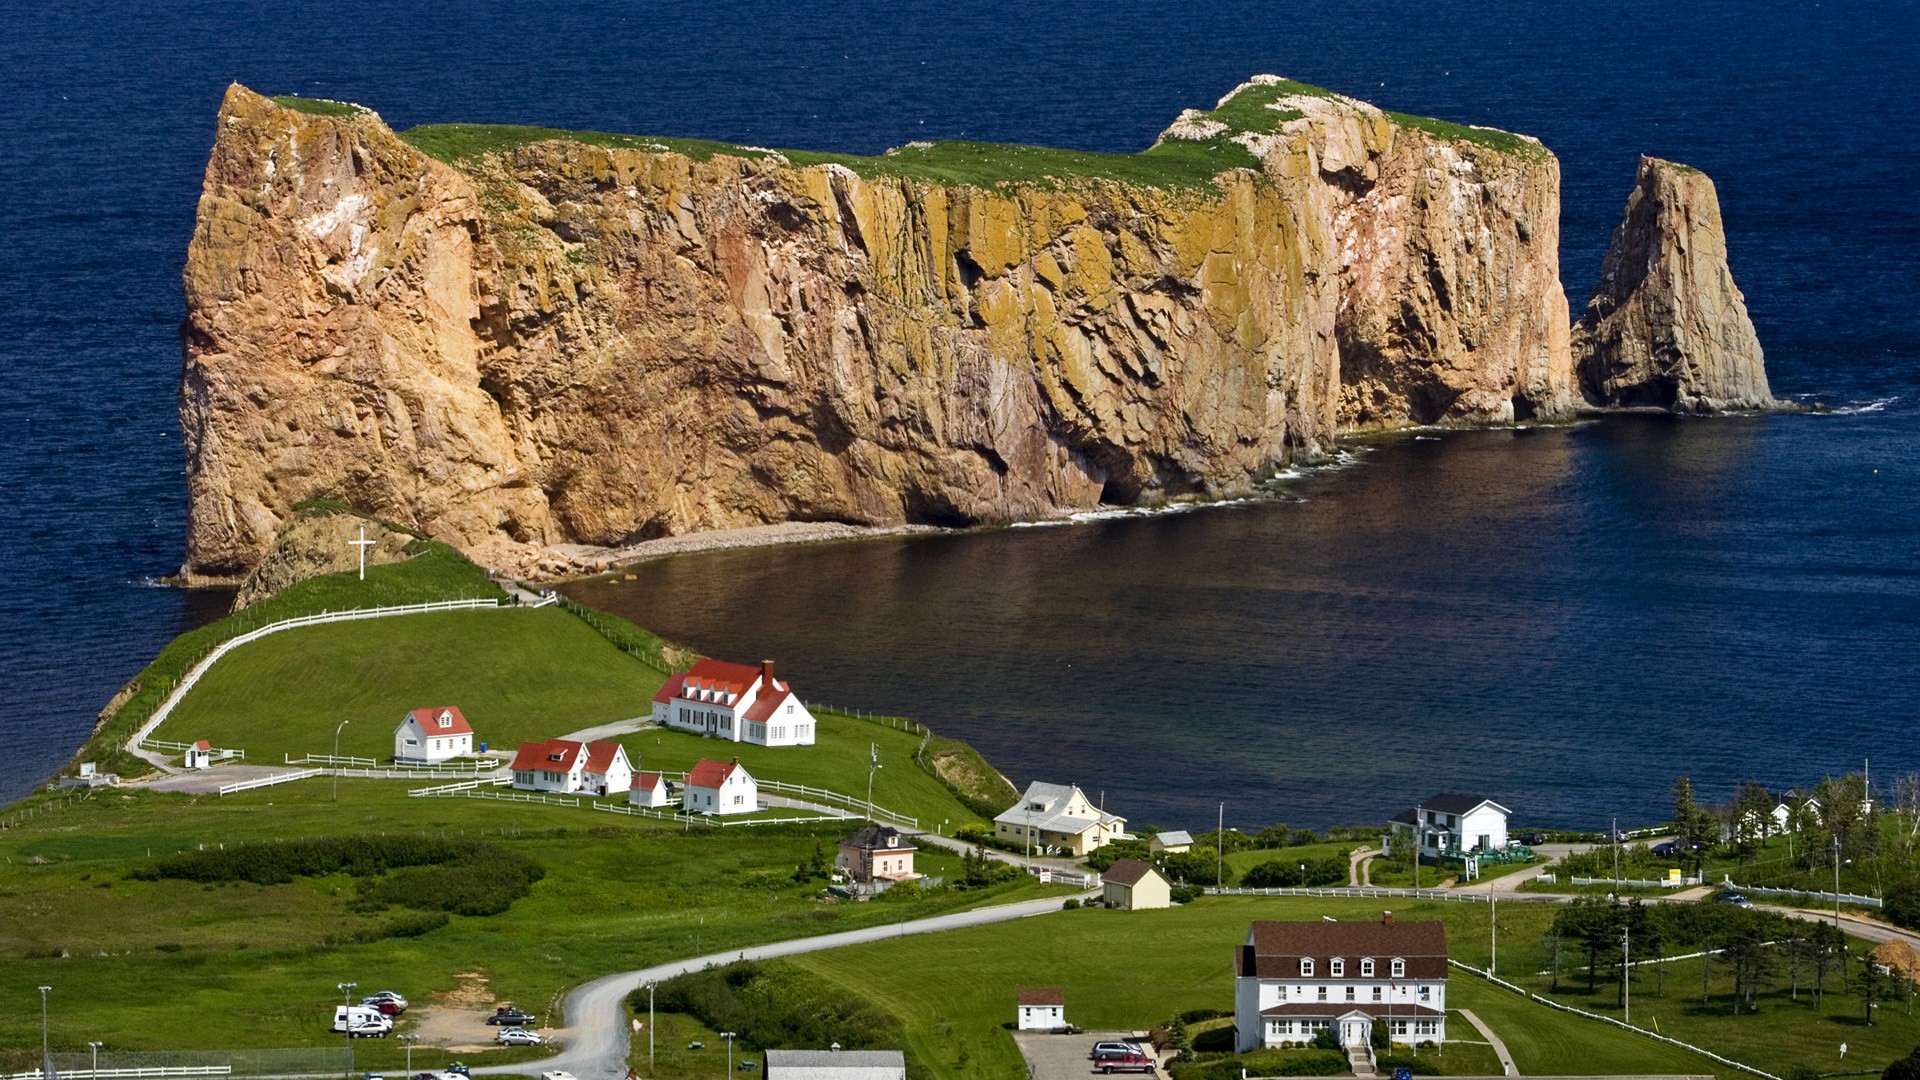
[{"x1": 1, "y1": 1, "x2": 1914, "y2": 819}]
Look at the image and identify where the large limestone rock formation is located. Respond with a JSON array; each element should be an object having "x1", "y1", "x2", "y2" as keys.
[
  {"x1": 1575, "y1": 155, "x2": 1773, "y2": 412},
  {"x1": 230, "y1": 508, "x2": 414, "y2": 610},
  {"x1": 178, "y1": 80, "x2": 1578, "y2": 580}
]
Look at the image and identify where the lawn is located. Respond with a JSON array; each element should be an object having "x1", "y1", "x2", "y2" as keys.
[
  {"x1": 775, "y1": 896, "x2": 1737, "y2": 1080},
  {"x1": 152, "y1": 607, "x2": 666, "y2": 763},
  {"x1": 0, "y1": 779, "x2": 1063, "y2": 1067}
]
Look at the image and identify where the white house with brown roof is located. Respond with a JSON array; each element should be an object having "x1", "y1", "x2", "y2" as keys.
[
  {"x1": 630, "y1": 771, "x2": 672, "y2": 808},
  {"x1": 1015, "y1": 988, "x2": 1066, "y2": 1031},
  {"x1": 509, "y1": 738, "x2": 630, "y2": 795},
  {"x1": 1102, "y1": 858, "x2": 1171, "y2": 910},
  {"x1": 684, "y1": 757, "x2": 758, "y2": 816},
  {"x1": 1233, "y1": 915, "x2": 1449, "y2": 1053},
  {"x1": 1388, "y1": 793, "x2": 1511, "y2": 858},
  {"x1": 395, "y1": 707, "x2": 474, "y2": 764},
  {"x1": 653, "y1": 659, "x2": 817, "y2": 746},
  {"x1": 992, "y1": 781, "x2": 1128, "y2": 856}
]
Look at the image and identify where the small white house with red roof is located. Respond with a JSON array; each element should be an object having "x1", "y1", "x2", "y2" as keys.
[
  {"x1": 629, "y1": 771, "x2": 672, "y2": 808},
  {"x1": 683, "y1": 757, "x2": 758, "y2": 816},
  {"x1": 652, "y1": 660, "x2": 817, "y2": 747},
  {"x1": 395, "y1": 707, "x2": 474, "y2": 764},
  {"x1": 509, "y1": 737, "x2": 631, "y2": 795},
  {"x1": 185, "y1": 740, "x2": 213, "y2": 770}
]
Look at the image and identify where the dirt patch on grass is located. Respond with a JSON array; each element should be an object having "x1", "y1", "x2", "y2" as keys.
[{"x1": 411, "y1": 972, "x2": 507, "y2": 1051}]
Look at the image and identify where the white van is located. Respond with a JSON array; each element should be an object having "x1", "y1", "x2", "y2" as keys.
[{"x1": 332, "y1": 1005, "x2": 392, "y2": 1037}]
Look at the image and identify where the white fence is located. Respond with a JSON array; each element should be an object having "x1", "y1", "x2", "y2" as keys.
[
  {"x1": 6, "y1": 1070, "x2": 232, "y2": 1080},
  {"x1": 755, "y1": 778, "x2": 918, "y2": 828},
  {"x1": 1722, "y1": 877, "x2": 1882, "y2": 908},
  {"x1": 1031, "y1": 866, "x2": 1101, "y2": 889},
  {"x1": 288, "y1": 752, "x2": 377, "y2": 767},
  {"x1": 408, "y1": 776, "x2": 513, "y2": 796},
  {"x1": 217, "y1": 769, "x2": 322, "y2": 796},
  {"x1": 4, "y1": 1060, "x2": 232, "y2": 1068},
  {"x1": 1209, "y1": 885, "x2": 1498, "y2": 904},
  {"x1": 1568, "y1": 875, "x2": 1699, "y2": 889},
  {"x1": 129, "y1": 598, "x2": 504, "y2": 755},
  {"x1": 1450, "y1": 959, "x2": 1775, "y2": 1080}
]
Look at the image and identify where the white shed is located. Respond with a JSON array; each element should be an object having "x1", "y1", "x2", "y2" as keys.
[
  {"x1": 185, "y1": 740, "x2": 213, "y2": 770},
  {"x1": 1016, "y1": 988, "x2": 1066, "y2": 1031}
]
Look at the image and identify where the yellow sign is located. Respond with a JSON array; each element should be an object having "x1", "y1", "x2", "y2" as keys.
[{"x1": 1668, "y1": 868, "x2": 1683, "y2": 885}]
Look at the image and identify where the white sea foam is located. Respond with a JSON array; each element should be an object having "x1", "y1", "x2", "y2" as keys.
[{"x1": 1827, "y1": 396, "x2": 1900, "y2": 415}]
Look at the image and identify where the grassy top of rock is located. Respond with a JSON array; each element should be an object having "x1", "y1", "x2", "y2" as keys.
[
  {"x1": 268, "y1": 95, "x2": 365, "y2": 118},
  {"x1": 385, "y1": 77, "x2": 1544, "y2": 190}
]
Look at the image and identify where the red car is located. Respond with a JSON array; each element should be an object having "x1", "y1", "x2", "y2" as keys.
[{"x1": 1097, "y1": 1054, "x2": 1156, "y2": 1075}]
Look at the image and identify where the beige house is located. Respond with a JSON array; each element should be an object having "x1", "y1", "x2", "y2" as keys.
[
  {"x1": 992, "y1": 781, "x2": 1128, "y2": 856},
  {"x1": 1150, "y1": 830, "x2": 1193, "y2": 854},
  {"x1": 1102, "y1": 857, "x2": 1172, "y2": 910}
]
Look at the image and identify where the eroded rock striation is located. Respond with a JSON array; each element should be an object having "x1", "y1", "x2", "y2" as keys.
[
  {"x1": 231, "y1": 508, "x2": 415, "y2": 610},
  {"x1": 180, "y1": 80, "x2": 1582, "y2": 579},
  {"x1": 1575, "y1": 155, "x2": 1773, "y2": 412}
]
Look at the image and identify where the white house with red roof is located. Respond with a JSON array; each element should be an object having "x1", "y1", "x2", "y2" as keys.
[
  {"x1": 394, "y1": 707, "x2": 474, "y2": 764},
  {"x1": 629, "y1": 771, "x2": 672, "y2": 808},
  {"x1": 683, "y1": 757, "x2": 758, "y2": 816},
  {"x1": 509, "y1": 738, "x2": 632, "y2": 795},
  {"x1": 185, "y1": 740, "x2": 213, "y2": 770},
  {"x1": 652, "y1": 660, "x2": 817, "y2": 747}
]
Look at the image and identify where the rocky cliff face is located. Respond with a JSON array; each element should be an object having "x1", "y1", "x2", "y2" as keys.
[
  {"x1": 1574, "y1": 155, "x2": 1772, "y2": 412},
  {"x1": 179, "y1": 80, "x2": 1577, "y2": 579},
  {"x1": 231, "y1": 509, "x2": 414, "y2": 610}
]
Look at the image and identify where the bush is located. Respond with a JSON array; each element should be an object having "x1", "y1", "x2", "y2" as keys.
[
  {"x1": 1311, "y1": 1027, "x2": 1340, "y2": 1051},
  {"x1": 1240, "y1": 856, "x2": 1346, "y2": 888},
  {"x1": 1885, "y1": 882, "x2": 1920, "y2": 931},
  {"x1": 874, "y1": 880, "x2": 925, "y2": 903},
  {"x1": 1169, "y1": 885, "x2": 1204, "y2": 904},
  {"x1": 135, "y1": 835, "x2": 544, "y2": 917},
  {"x1": 1883, "y1": 1048, "x2": 1920, "y2": 1080},
  {"x1": 1177, "y1": 1008, "x2": 1228, "y2": 1024},
  {"x1": 1085, "y1": 839, "x2": 1152, "y2": 871},
  {"x1": 1170, "y1": 1051, "x2": 1347, "y2": 1080},
  {"x1": 642, "y1": 962, "x2": 900, "y2": 1052},
  {"x1": 1061, "y1": 898, "x2": 1080, "y2": 910},
  {"x1": 354, "y1": 847, "x2": 544, "y2": 916}
]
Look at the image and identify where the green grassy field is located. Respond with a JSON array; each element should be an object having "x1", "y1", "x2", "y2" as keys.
[
  {"x1": 152, "y1": 607, "x2": 664, "y2": 763},
  {"x1": 775, "y1": 896, "x2": 1734, "y2": 1080},
  {"x1": 0, "y1": 779, "x2": 1063, "y2": 1067}
]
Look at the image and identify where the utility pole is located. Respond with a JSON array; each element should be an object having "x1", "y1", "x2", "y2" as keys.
[
  {"x1": 865, "y1": 743, "x2": 880, "y2": 822},
  {"x1": 38, "y1": 986, "x2": 52, "y2": 1073},
  {"x1": 1217, "y1": 803, "x2": 1225, "y2": 889},
  {"x1": 1612, "y1": 816, "x2": 1620, "y2": 882},
  {"x1": 1835, "y1": 839, "x2": 1845, "y2": 929},
  {"x1": 1619, "y1": 923, "x2": 1632, "y2": 1023},
  {"x1": 337, "y1": 982, "x2": 356, "y2": 1080},
  {"x1": 1490, "y1": 896, "x2": 1498, "y2": 975},
  {"x1": 647, "y1": 982, "x2": 656, "y2": 1075},
  {"x1": 399, "y1": 1034, "x2": 417, "y2": 1076}
]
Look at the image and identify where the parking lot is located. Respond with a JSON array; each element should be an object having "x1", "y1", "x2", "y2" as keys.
[{"x1": 1012, "y1": 1032, "x2": 1163, "y2": 1080}]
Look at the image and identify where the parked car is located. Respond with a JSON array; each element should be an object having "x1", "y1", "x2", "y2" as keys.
[
  {"x1": 445, "y1": 1064, "x2": 470, "y2": 1077},
  {"x1": 364, "y1": 991, "x2": 408, "y2": 1008},
  {"x1": 1098, "y1": 1053, "x2": 1157, "y2": 1075},
  {"x1": 497, "y1": 1029, "x2": 545, "y2": 1047},
  {"x1": 332, "y1": 1006, "x2": 392, "y2": 1038},
  {"x1": 541, "y1": 1072, "x2": 578, "y2": 1080},
  {"x1": 1092, "y1": 1045, "x2": 1142, "y2": 1063},
  {"x1": 1651, "y1": 841, "x2": 1676, "y2": 857},
  {"x1": 489, "y1": 1007, "x2": 538, "y2": 1026},
  {"x1": 1713, "y1": 890, "x2": 1754, "y2": 908},
  {"x1": 1517, "y1": 832, "x2": 1547, "y2": 847},
  {"x1": 361, "y1": 1072, "x2": 384, "y2": 1080}
]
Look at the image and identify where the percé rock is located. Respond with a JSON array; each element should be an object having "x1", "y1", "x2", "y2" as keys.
[
  {"x1": 179, "y1": 81, "x2": 1576, "y2": 580},
  {"x1": 1575, "y1": 155, "x2": 1773, "y2": 412},
  {"x1": 231, "y1": 508, "x2": 414, "y2": 610}
]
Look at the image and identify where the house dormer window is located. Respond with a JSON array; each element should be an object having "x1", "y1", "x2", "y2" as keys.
[
  {"x1": 1330, "y1": 958, "x2": 1345, "y2": 977},
  {"x1": 1391, "y1": 958, "x2": 1406, "y2": 978},
  {"x1": 1361, "y1": 958, "x2": 1375, "y2": 977},
  {"x1": 1300, "y1": 958, "x2": 1314, "y2": 977}
]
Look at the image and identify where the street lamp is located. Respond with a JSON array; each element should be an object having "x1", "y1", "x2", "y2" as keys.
[
  {"x1": 337, "y1": 982, "x2": 357, "y2": 1080},
  {"x1": 399, "y1": 1034, "x2": 418, "y2": 1076},
  {"x1": 644, "y1": 983, "x2": 655, "y2": 1075},
  {"x1": 89, "y1": 1041, "x2": 103, "y2": 1077},
  {"x1": 38, "y1": 986, "x2": 52, "y2": 1065},
  {"x1": 721, "y1": 1031, "x2": 738, "y2": 1075},
  {"x1": 333, "y1": 720, "x2": 351, "y2": 800}
]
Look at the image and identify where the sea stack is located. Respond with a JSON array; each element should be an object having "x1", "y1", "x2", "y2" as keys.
[{"x1": 1574, "y1": 155, "x2": 1774, "y2": 413}]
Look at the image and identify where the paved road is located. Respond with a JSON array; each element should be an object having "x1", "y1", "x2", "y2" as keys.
[
  {"x1": 472, "y1": 894, "x2": 1086, "y2": 1080},
  {"x1": 1459, "y1": 1008, "x2": 1517, "y2": 1076}
]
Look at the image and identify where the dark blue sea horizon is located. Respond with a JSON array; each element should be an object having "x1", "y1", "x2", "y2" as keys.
[{"x1": 1, "y1": 1, "x2": 1914, "y2": 821}]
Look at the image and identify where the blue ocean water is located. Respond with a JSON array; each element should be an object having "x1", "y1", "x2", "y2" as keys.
[{"x1": 0, "y1": 1, "x2": 1914, "y2": 817}]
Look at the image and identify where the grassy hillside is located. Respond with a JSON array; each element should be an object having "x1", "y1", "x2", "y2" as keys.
[
  {"x1": 0, "y1": 780, "x2": 1062, "y2": 1066},
  {"x1": 152, "y1": 607, "x2": 664, "y2": 762}
]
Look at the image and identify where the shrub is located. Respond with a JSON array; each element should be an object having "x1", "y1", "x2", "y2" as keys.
[
  {"x1": 135, "y1": 835, "x2": 544, "y2": 917},
  {"x1": 1240, "y1": 856, "x2": 1346, "y2": 888},
  {"x1": 641, "y1": 962, "x2": 900, "y2": 1052},
  {"x1": 1885, "y1": 882, "x2": 1920, "y2": 931},
  {"x1": 1085, "y1": 839, "x2": 1152, "y2": 871},
  {"x1": 354, "y1": 848, "x2": 544, "y2": 916},
  {"x1": 1311, "y1": 1027, "x2": 1340, "y2": 1051},
  {"x1": 1169, "y1": 885, "x2": 1203, "y2": 904},
  {"x1": 875, "y1": 880, "x2": 924, "y2": 903},
  {"x1": 1176, "y1": 1008, "x2": 1227, "y2": 1024},
  {"x1": 1061, "y1": 898, "x2": 1080, "y2": 910}
]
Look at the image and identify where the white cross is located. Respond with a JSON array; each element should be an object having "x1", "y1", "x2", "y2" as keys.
[{"x1": 348, "y1": 526, "x2": 376, "y2": 580}]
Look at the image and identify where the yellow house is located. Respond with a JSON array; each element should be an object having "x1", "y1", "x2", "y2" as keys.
[
  {"x1": 1102, "y1": 857, "x2": 1172, "y2": 910},
  {"x1": 993, "y1": 781, "x2": 1128, "y2": 856}
]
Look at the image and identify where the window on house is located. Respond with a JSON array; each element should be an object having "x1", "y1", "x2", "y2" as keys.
[
  {"x1": 1300, "y1": 959, "x2": 1314, "y2": 976},
  {"x1": 1316, "y1": 987, "x2": 1327, "y2": 1002},
  {"x1": 1361, "y1": 959, "x2": 1375, "y2": 977},
  {"x1": 1330, "y1": 959, "x2": 1344, "y2": 976},
  {"x1": 1392, "y1": 959, "x2": 1406, "y2": 978},
  {"x1": 1345, "y1": 987, "x2": 1355, "y2": 1001},
  {"x1": 1275, "y1": 986, "x2": 1286, "y2": 1001},
  {"x1": 1418, "y1": 986, "x2": 1430, "y2": 1002},
  {"x1": 1372, "y1": 987, "x2": 1382, "y2": 1002}
]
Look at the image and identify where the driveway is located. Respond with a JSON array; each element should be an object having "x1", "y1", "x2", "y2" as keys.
[
  {"x1": 1013, "y1": 1031, "x2": 1161, "y2": 1080},
  {"x1": 472, "y1": 894, "x2": 1087, "y2": 1080},
  {"x1": 143, "y1": 765, "x2": 313, "y2": 794}
]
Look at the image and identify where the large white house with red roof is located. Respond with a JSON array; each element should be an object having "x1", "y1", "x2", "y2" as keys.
[
  {"x1": 652, "y1": 659, "x2": 817, "y2": 747},
  {"x1": 683, "y1": 757, "x2": 758, "y2": 816},
  {"x1": 509, "y1": 738, "x2": 633, "y2": 796},
  {"x1": 394, "y1": 707, "x2": 474, "y2": 764}
]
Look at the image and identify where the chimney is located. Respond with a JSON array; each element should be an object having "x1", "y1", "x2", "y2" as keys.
[
  {"x1": 1383, "y1": 911, "x2": 1393, "y2": 925},
  {"x1": 762, "y1": 659, "x2": 776, "y2": 686}
]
